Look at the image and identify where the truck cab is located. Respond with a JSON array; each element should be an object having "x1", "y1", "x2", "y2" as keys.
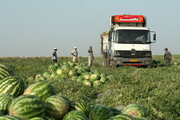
[{"x1": 101, "y1": 15, "x2": 156, "y2": 67}]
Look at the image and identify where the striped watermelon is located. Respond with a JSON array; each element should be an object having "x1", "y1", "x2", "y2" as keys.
[
  {"x1": 23, "y1": 82, "x2": 56, "y2": 102},
  {"x1": 9, "y1": 95, "x2": 44, "y2": 119},
  {"x1": 122, "y1": 104, "x2": 147, "y2": 118},
  {"x1": 0, "y1": 115, "x2": 22, "y2": 120},
  {"x1": 0, "y1": 93, "x2": 14, "y2": 114},
  {"x1": 0, "y1": 63, "x2": 15, "y2": 80},
  {"x1": 63, "y1": 110, "x2": 88, "y2": 120},
  {"x1": 0, "y1": 76, "x2": 26, "y2": 97},
  {"x1": 75, "y1": 100, "x2": 92, "y2": 116},
  {"x1": 29, "y1": 117, "x2": 45, "y2": 120},
  {"x1": 44, "y1": 95, "x2": 69, "y2": 119},
  {"x1": 108, "y1": 114, "x2": 136, "y2": 120},
  {"x1": 58, "y1": 95, "x2": 75, "y2": 110},
  {"x1": 89, "y1": 105, "x2": 114, "y2": 120}
]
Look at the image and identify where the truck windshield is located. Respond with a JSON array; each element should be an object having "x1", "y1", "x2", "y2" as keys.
[{"x1": 115, "y1": 30, "x2": 150, "y2": 44}]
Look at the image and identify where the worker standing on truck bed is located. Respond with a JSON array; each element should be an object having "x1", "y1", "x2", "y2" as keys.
[
  {"x1": 70, "y1": 47, "x2": 78, "y2": 62},
  {"x1": 52, "y1": 47, "x2": 58, "y2": 63},
  {"x1": 88, "y1": 46, "x2": 94, "y2": 67},
  {"x1": 164, "y1": 48, "x2": 172, "y2": 66}
]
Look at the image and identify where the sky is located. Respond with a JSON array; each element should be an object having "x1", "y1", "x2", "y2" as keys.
[{"x1": 0, "y1": 0, "x2": 180, "y2": 57}]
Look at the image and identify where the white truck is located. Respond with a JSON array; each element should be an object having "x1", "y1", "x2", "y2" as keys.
[{"x1": 101, "y1": 15, "x2": 156, "y2": 67}]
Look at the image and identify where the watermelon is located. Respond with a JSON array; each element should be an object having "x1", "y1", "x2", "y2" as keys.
[
  {"x1": 122, "y1": 104, "x2": 147, "y2": 117},
  {"x1": 82, "y1": 73, "x2": 91, "y2": 80},
  {"x1": 63, "y1": 110, "x2": 88, "y2": 120},
  {"x1": 9, "y1": 95, "x2": 44, "y2": 119},
  {"x1": 61, "y1": 65, "x2": 70, "y2": 75},
  {"x1": 50, "y1": 73, "x2": 56, "y2": 78},
  {"x1": 135, "y1": 117, "x2": 151, "y2": 120},
  {"x1": 89, "y1": 105, "x2": 114, "y2": 120},
  {"x1": 68, "y1": 69, "x2": 78, "y2": 77},
  {"x1": 75, "y1": 100, "x2": 92, "y2": 116},
  {"x1": 23, "y1": 82, "x2": 56, "y2": 102},
  {"x1": 93, "y1": 80, "x2": 101, "y2": 86},
  {"x1": 29, "y1": 117, "x2": 45, "y2": 120},
  {"x1": 44, "y1": 95, "x2": 69, "y2": 119},
  {"x1": 0, "y1": 93, "x2": 14, "y2": 114},
  {"x1": 0, "y1": 115, "x2": 22, "y2": 120},
  {"x1": 42, "y1": 72, "x2": 51, "y2": 79},
  {"x1": 56, "y1": 68, "x2": 64, "y2": 76},
  {"x1": 0, "y1": 76, "x2": 26, "y2": 97},
  {"x1": 0, "y1": 63, "x2": 15, "y2": 80},
  {"x1": 57, "y1": 95, "x2": 75, "y2": 110},
  {"x1": 108, "y1": 114, "x2": 136, "y2": 120},
  {"x1": 82, "y1": 80, "x2": 92, "y2": 86},
  {"x1": 90, "y1": 74, "x2": 100, "y2": 82},
  {"x1": 48, "y1": 65, "x2": 57, "y2": 73},
  {"x1": 53, "y1": 63, "x2": 60, "y2": 68},
  {"x1": 100, "y1": 73, "x2": 108, "y2": 83}
]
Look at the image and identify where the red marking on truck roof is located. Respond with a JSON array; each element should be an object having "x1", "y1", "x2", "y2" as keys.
[{"x1": 114, "y1": 15, "x2": 144, "y2": 23}]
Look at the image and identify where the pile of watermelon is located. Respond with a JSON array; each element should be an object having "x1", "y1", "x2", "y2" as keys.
[
  {"x1": 0, "y1": 63, "x2": 151, "y2": 120},
  {"x1": 30, "y1": 61, "x2": 110, "y2": 87}
]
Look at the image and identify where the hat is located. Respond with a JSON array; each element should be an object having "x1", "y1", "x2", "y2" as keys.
[
  {"x1": 164, "y1": 48, "x2": 168, "y2": 50},
  {"x1": 74, "y1": 46, "x2": 77, "y2": 49},
  {"x1": 54, "y1": 47, "x2": 57, "y2": 50}
]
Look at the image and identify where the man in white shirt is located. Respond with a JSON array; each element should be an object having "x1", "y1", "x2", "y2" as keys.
[{"x1": 70, "y1": 47, "x2": 78, "y2": 62}]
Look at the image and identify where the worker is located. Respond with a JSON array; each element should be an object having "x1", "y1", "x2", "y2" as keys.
[
  {"x1": 52, "y1": 47, "x2": 58, "y2": 63},
  {"x1": 88, "y1": 46, "x2": 94, "y2": 67},
  {"x1": 164, "y1": 48, "x2": 172, "y2": 66},
  {"x1": 135, "y1": 34, "x2": 146, "y2": 43},
  {"x1": 102, "y1": 50, "x2": 108, "y2": 67},
  {"x1": 70, "y1": 47, "x2": 78, "y2": 62}
]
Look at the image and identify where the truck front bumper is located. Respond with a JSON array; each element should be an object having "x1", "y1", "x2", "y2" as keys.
[{"x1": 111, "y1": 57, "x2": 152, "y2": 66}]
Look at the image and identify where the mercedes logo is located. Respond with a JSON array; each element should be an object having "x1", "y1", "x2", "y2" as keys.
[{"x1": 131, "y1": 49, "x2": 136, "y2": 55}]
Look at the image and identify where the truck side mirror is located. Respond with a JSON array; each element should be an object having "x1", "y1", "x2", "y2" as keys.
[
  {"x1": 150, "y1": 31, "x2": 156, "y2": 43},
  {"x1": 153, "y1": 34, "x2": 156, "y2": 40}
]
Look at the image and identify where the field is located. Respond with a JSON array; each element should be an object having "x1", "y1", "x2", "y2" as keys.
[{"x1": 0, "y1": 55, "x2": 180, "y2": 120}]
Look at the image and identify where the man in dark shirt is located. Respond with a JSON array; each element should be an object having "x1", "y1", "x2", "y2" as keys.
[
  {"x1": 164, "y1": 48, "x2": 172, "y2": 65},
  {"x1": 52, "y1": 48, "x2": 58, "y2": 63}
]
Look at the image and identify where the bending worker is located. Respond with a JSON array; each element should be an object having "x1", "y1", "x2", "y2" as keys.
[
  {"x1": 70, "y1": 47, "x2": 78, "y2": 62},
  {"x1": 164, "y1": 48, "x2": 172, "y2": 66}
]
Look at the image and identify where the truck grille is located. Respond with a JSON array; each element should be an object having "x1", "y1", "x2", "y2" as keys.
[{"x1": 114, "y1": 51, "x2": 151, "y2": 58}]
